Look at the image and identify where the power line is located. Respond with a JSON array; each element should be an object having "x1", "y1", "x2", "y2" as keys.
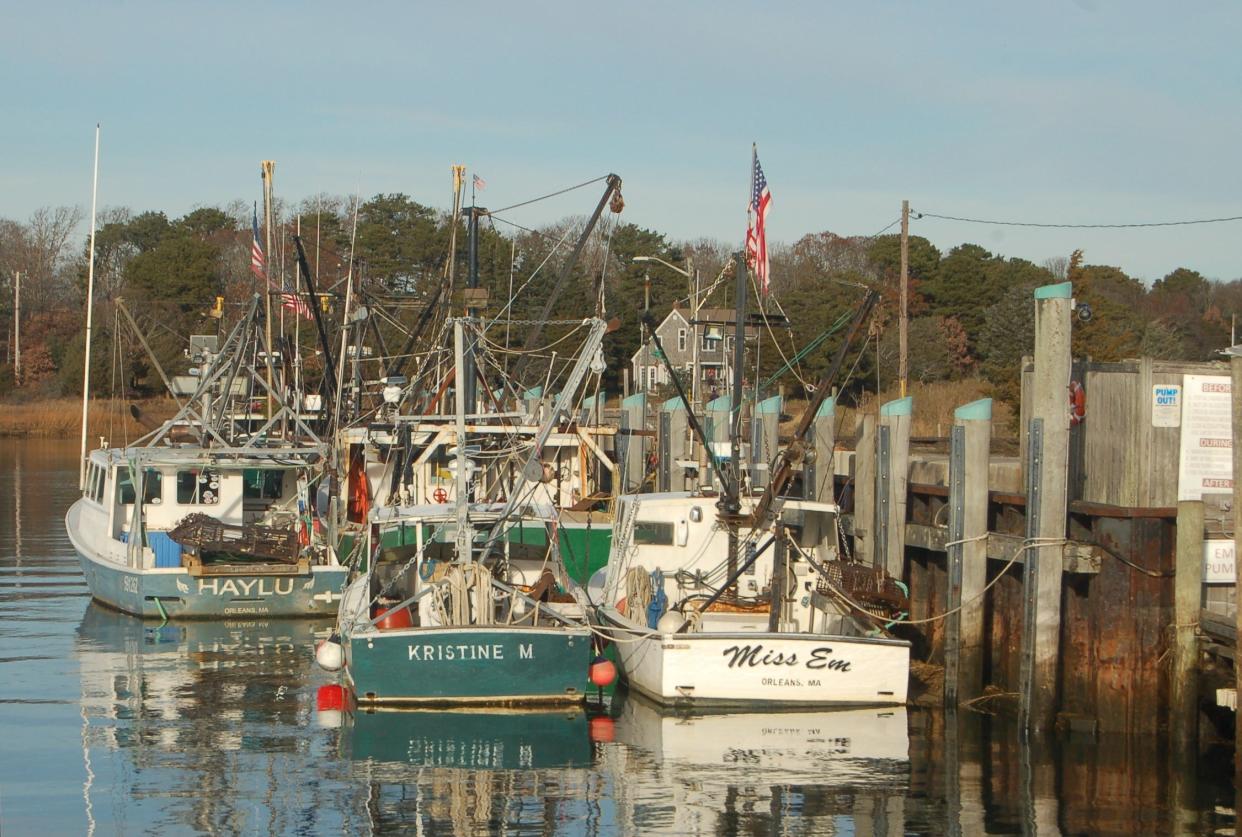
[
  {"x1": 866, "y1": 217, "x2": 902, "y2": 239},
  {"x1": 912, "y1": 209, "x2": 1242, "y2": 230}
]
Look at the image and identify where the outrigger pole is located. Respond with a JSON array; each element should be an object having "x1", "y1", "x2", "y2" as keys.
[{"x1": 78, "y1": 123, "x2": 101, "y2": 489}]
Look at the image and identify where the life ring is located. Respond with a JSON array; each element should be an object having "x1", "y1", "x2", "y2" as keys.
[
  {"x1": 432, "y1": 487, "x2": 448, "y2": 503},
  {"x1": 1069, "y1": 380, "x2": 1086, "y2": 426}
]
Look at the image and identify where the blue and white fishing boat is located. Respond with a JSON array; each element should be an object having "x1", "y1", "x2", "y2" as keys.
[{"x1": 66, "y1": 296, "x2": 348, "y2": 619}]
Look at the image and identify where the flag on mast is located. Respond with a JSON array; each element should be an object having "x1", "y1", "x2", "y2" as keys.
[
  {"x1": 250, "y1": 205, "x2": 267, "y2": 282},
  {"x1": 745, "y1": 145, "x2": 772, "y2": 295},
  {"x1": 473, "y1": 173, "x2": 486, "y2": 191}
]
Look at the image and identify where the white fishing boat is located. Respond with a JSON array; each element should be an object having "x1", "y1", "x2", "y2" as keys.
[
  {"x1": 588, "y1": 493, "x2": 910, "y2": 707},
  {"x1": 588, "y1": 259, "x2": 909, "y2": 708}
]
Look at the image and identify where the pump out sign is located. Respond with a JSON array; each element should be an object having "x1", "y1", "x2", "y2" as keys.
[{"x1": 1152, "y1": 384, "x2": 1181, "y2": 428}]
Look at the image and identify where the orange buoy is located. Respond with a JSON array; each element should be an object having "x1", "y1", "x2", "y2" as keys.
[
  {"x1": 589, "y1": 716, "x2": 616, "y2": 743},
  {"x1": 589, "y1": 656, "x2": 618, "y2": 688},
  {"x1": 373, "y1": 605, "x2": 413, "y2": 630}
]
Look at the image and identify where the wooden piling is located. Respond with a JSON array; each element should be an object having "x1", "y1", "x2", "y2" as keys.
[
  {"x1": 854, "y1": 412, "x2": 877, "y2": 566},
  {"x1": 705, "y1": 393, "x2": 731, "y2": 492},
  {"x1": 1019, "y1": 281, "x2": 1073, "y2": 733},
  {"x1": 1172, "y1": 500, "x2": 1203, "y2": 748},
  {"x1": 620, "y1": 392, "x2": 646, "y2": 493},
  {"x1": 946, "y1": 397, "x2": 992, "y2": 706},
  {"x1": 661, "y1": 396, "x2": 689, "y2": 491},
  {"x1": 879, "y1": 396, "x2": 912, "y2": 580},
  {"x1": 752, "y1": 394, "x2": 781, "y2": 490},
  {"x1": 808, "y1": 397, "x2": 836, "y2": 561},
  {"x1": 522, "y1": 385, "x2": 543, "y2": 422}
]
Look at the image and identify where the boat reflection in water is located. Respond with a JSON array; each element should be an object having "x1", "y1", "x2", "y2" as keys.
[
  {"x1": 610, "y1": 689, "x2": 911, "y2": 835},
  {"x1": 338, "y1": 703, "x2": 594, "y2": 771},
  {"x1": 330, "y1": 698, "x2": 602, "y2": 832},
  {"x1": 75, "y1": 603, "x2": 338, "y2": 833}
]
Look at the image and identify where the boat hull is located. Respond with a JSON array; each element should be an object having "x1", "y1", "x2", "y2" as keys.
[
  {"x1": 344, "y1": 625, "x2": 592, "y2": 706},
  {"x1": 598, "y1": 607, "x2": 909, "y2": 707},
  {"x1": 67, "y1": 501, "x2": 347, "y2": 619},
  {"x1": 74, "y1": 547, "x2": 345, "y2": 620}
]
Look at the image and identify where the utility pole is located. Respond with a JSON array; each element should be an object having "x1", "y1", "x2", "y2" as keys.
[
  {"x1": 689, "y1": 260, "x2": 700, "y2": 407},
  {"x1": 12, "y1": 272, "x2": 19, "y2": 386},
  {"x1": 899, "y1": 199, "x2": 909, "y2": 398},
  {"x1": 641, "y1": 271, "x2": 651, "y2": 392}
]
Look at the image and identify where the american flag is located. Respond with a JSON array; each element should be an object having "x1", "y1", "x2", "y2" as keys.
[
  {"x1": 745, "y1": 146, "x2": 772, "y2": 295},
  {"x1": 473, "y1": 173, "x2": 486, "y2": 191},
  {"x1": 280, "y1": 289, "x2": 313, "y2": 319},
  {"x1": 250, "y1": 206, "x2": 266, "y2": 283}
]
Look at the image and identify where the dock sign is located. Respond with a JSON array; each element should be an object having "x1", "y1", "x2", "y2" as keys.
[
  {"x1": 1204, "y1": 539, "x2": 1235, "y2": 584},
  {"x1": 1152, "y1": 384, "x2": 1181, "y2": 428},
  {"x1": 1177, "y1": 375, "x2": 1233, "y2": 501}
]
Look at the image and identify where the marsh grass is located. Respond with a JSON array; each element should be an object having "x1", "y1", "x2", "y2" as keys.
[
  {"x1": 784, "y1": 379, "x2": 1016, "y2": 440},
  {"x1": 0, "y1": 398, "x2": 176, "y2": 440}
]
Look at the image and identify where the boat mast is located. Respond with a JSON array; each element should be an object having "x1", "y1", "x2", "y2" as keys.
[
  {"x1": 722, "y1": 250, "x2": 748, "y2": 590},
  {"x1": 78, "y1": 123, "x2": 100, "y2": 489},
  {"x1": 453, "y1": 318, "x2": 473, "y2": 559}
]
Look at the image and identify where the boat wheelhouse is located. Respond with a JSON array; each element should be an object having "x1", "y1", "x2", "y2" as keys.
[{"x1": 67, "y1": 444, "x2": 347, "y2": 619}]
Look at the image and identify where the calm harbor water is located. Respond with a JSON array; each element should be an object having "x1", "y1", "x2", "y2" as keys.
[{"x1": 0, "y1": 437, "x2": 1237, "y2": 836}]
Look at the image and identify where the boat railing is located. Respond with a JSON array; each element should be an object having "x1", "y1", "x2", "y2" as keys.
[{"x1": 361, "y1": 568, "x2": 583, "y2": 632}]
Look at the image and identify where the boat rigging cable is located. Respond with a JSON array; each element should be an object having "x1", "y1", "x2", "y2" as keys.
[{"x1": 513, "y1": 175, "x2": 622, "y2": 379}]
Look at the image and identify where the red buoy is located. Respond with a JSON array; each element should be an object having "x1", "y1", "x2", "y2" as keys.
[
  {"x1": 316, "y1": 684, "x2": 345, "y2": 712},
  {"x1": 589, "y1": 656, "x2": 618, "y2": 688},
  {"x1": 372, "y1": 605, "x2": 413, "y2": 630},
  {"x1": 589, "y1": 716, "x2": 616, "y2": 743}
]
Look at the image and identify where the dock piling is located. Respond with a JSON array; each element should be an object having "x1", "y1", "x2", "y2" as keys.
[
  {"x1": 879, "y1": 397, "x2": 912, "y2": 580},
  {"x1": 854, "y1": 413, "x2": 877, "y2": 566},
  {"x1": 946, "y1": 397, "x2": 992, "y2": 705},
  {"x1": 1019, "y1": 281, "x2": 1073, "y2": 733}
]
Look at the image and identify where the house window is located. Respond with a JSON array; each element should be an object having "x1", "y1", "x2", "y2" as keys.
[
  {"x1": 677, "y1": 329, "x2": 687, "y2": 352},
  {"x1": 703, "y1": 334, "x2": 720, "y2": 352}
]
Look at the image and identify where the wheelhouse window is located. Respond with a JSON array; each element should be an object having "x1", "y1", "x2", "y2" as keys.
[
  {"x1": 117, "y1": 467, "x2": 163, "y2": 505},
  {"x1": 633, "y1": 520, "x2": 675, "y2": 545},
  {"x1": 243, "y1": 469, "x2": 285, "y2": 500},
  {"x1": 177, "y1": 468, "x2": 221, "y2": 505},
  {"x1": 91, "y1": 466, "x2": 105, "y2": 504}
]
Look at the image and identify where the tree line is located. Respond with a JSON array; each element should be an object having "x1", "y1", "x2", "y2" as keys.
[{"x1": 1, "y1": 192, "x2": 1237, "y2": 409}]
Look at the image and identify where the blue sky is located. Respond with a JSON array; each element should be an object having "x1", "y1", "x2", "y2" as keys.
[{"x1": 2, "y1": 1, "x2": 1239, "y2": 283}]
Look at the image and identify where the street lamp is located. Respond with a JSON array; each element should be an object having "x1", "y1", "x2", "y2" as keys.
[{"x1": 632, "y1": 255, "x2": 699, "y2": 404}]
